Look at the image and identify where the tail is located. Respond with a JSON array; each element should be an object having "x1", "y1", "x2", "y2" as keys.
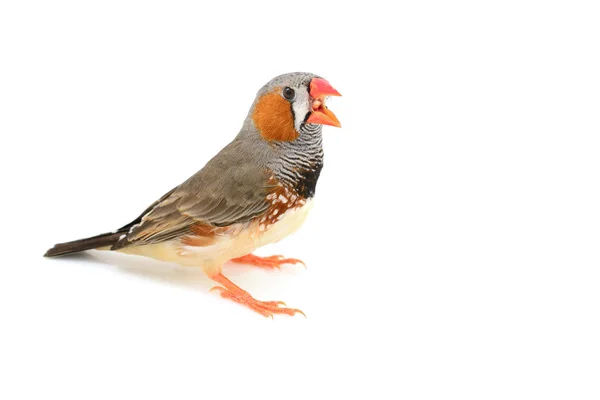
[{"x1": 44, "y1": 231, "x2": 124, "y2": 258}]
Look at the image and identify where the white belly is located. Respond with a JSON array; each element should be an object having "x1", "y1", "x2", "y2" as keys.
[{"x1": 119, "y1": 200, "x2": 314, "y2": 274}]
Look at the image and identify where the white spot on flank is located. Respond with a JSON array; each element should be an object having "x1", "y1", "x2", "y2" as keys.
[
  {"x1": 259, "y1": 224, "x2": 266, "y2": 231},
  {"x1": 278, "y1": 195, "x2": 288, "y2": 204},
  {"x1": 273, "y1": 209, "x2": 279, "y2": 215}
]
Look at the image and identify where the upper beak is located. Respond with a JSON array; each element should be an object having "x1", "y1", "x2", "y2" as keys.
[{"x1": 306, "y1": 78, "x2": 342, "y2": 127}]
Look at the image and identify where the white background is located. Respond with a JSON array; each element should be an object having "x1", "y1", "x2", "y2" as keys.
[{"x1": 1, "y1": 1, "x2": 599, "y2": 398}]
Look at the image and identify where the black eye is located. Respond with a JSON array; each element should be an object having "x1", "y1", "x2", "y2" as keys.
[{"x1": 282, "y1": 87, "x2": 296, "y2": 101}]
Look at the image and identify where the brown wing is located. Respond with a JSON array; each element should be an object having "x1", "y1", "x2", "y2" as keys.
[{"x1": 111, "y1": 141, "x2": 273, "y2": 250}]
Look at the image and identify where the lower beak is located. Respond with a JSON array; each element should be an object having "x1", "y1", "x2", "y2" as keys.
[{"x1": 306, "y1": 78, "x2": 342, "y2": 128}]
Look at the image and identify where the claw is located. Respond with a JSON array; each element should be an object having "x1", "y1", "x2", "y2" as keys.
[
  {"x1": 230, "y1": 254, "x2": 306, "y2": 270},
  {"x1": 209, "y1": 273, "x2": 305, "y2": 318}
]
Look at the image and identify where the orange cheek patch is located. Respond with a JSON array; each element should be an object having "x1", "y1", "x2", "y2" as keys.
[{"x1": 253, "y1": 90, "x2": 298, "y2": 142}]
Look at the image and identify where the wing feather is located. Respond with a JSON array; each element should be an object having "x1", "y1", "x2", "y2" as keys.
[{"x1": 111, "y1": 140, "x2": 272, "y2": 250}]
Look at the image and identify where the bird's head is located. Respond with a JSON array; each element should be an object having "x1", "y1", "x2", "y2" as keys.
[{"x1": 250, "y1": 72, "x2": 341, "y2": 142}]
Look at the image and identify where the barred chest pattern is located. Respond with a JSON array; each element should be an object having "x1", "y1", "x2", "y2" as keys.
[
  {"x1": 268, "y1": 123, "x2": 324, "y2": 199},
  {"x1": 252, "y1": 123, "x2": 324, "y2": 234}
]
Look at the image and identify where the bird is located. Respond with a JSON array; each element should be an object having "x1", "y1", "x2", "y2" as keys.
[{"x1": 44, "y1": 72, "x2": 342, "y2": 317}]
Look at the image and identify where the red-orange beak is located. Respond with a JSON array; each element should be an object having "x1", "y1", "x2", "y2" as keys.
[{"x1": 306, "y1": 78, "x2": 342, "y2": 127}]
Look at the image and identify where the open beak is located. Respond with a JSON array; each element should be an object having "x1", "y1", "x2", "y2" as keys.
[{"x1": 306, "y1": 78, "x2": 342, "y2": 127}]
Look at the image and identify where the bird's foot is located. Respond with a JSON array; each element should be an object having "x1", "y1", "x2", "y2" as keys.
[
  {"x1": 230, "y1": 254, "x2": 305, "y2": 270},
  {"x1": 210, "y1": 273, "x2": 305, "y2": 318}
]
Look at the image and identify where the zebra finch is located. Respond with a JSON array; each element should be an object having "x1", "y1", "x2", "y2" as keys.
[{"x1": 45, "y1": 72, "x2": 342, "y2": 317}]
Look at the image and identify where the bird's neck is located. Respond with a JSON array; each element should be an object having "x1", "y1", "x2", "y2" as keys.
[{"x1": 269, "y1": 124, "x2": 324, "y2": 199}]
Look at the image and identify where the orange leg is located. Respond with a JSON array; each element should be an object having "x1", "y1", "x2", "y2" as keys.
[
  {"x1": 210, "y1": 273, "x2": 305, "y2": 318},
  {"x1": 230, "y1": 254, "x2": 306, "y2": 270}
]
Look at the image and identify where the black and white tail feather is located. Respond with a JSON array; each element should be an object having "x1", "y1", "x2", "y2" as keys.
[{"x1": 44, "y1": 188, "x2": 177, "y2": 257}]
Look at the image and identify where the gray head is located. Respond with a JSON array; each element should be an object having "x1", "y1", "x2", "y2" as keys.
[{"x1": 245, "y1": 72, "x2": 342, "y2": 142}]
